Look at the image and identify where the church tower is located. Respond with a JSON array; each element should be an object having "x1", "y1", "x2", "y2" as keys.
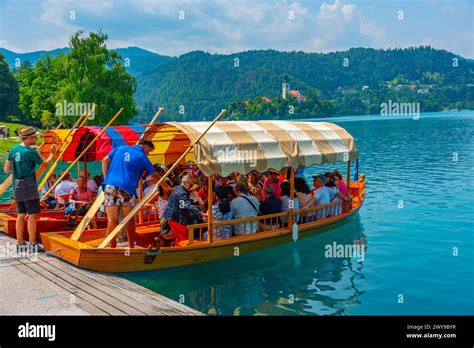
[{"x1": 282, "y1": 74, "x2": 290, "y2": 99}]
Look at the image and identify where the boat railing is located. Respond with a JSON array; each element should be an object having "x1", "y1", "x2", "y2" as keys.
[
  {"x1": 186, "y1": 198, "x2": 348, "y2": 245},
  {"x1": 135, "y1": 204, "x2": 159, "y2": 224}
]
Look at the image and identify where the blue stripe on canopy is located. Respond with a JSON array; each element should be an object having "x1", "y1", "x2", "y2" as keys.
[
  {"x1": 128, "y1": 125, "x2": 146, "y2": 135},
  {"x1": 105, "y1": 127, "x2": 127, "y2": 148}
]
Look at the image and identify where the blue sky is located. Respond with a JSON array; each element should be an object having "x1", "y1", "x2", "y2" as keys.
[{"x1": 0, "y1": 0, "x2": 473, "y2": 58}]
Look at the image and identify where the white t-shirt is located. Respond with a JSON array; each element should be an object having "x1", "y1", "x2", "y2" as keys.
[
  {"x1": 87, "y1": 179, "x2": 97, "y2": 192},
  {"x1": 55, "y1": 180, "x2": 77, "y2": 204}
]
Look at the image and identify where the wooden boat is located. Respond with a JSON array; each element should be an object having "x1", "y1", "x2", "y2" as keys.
[
  {"x1": 42, "y1": 118, "x2": 366, "y2": 273},
  {"x1": 0, "y1": 207, "x2": 161, "y2": 241},
  {"x1": 0, "y1": 116, "x2": 158, "y2": 239}
]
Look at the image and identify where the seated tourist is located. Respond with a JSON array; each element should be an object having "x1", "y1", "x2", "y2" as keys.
[
  {"x1": 170, "y1": 166, "x2": 183, "y2": 187},
  {"x1": 262, "y1": 168, "x2": 282, "y2": 200},
  {"x1": 197, "y1": 179, "x2": 216, "y2": 208},
  {"x1": 217, "y1": 175, "x2": 236, "y2": 198},
  {"x1": 70, "y1": 175, "x2": 94, "y2": 216},
  {"x1": 156, "y1": 184, "x2": 171, "y2": 219},
  {"x1": 259, "y1": 185, "x2": 282, "y2": 231},
  {"x1": 295, "y1": 177, "x2": 315, "y2": 223},
  {"x1": 280, "y1": 181, "x2": 300, "y2": 226},
  {"x1": 40, "y1": 173, "x2": 57, "y2": 208},
  {"x1": 231, "y1": 181, "x2": 260, "y2": 235},
  {"x1": 93, "y1": 174, "x2": 103, "y2": 192},
  {"x1": 81, "y1": 170, "x2": 97, "y2": 192},
  {"x1": 143, "y1": 175, "x2": 157, "y2": 196},
  {"x1": 333, "y1": 169, "x2": 349, "y2": 211},
  {"x1": 295, "y1": 177, "x2": 314, "y2": 209},
  {"x1": 247, "y1": 171, "x2": 263, "y2": 200},
  {"x1": 202, "y1": 186, "x2": 233, "y2": 240},
  {"x1": 325, "y1": 173, "x2": 348, "y2": 216},
  {"x1": 312, "y1": 175, "x2": 332, "y2": 219},
  {"x1": 55, "y1": 172, "x2": 77, "y2": 206},
  {"x1": 162, "y1": 174, "x2": 203, "y2": 234}
]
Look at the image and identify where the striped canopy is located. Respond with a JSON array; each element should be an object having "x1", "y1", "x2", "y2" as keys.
[
  {"x1": 40, "y1": 129, "x2": 76, "y2": 159},
  {"x1": 62, "y1": 125, "x2": 146, "y2": 162},
  {"x1": 144, "y1": 121, "x2": 358, "y2": 177}
]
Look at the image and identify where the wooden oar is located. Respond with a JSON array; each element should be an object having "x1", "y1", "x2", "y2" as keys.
[
  {"x1": 98, "y1": 109, "x2": 226, "y2": 248},
  {"x1": 71, "y1": 107, "x2": 164, "y2": 241},
  {"x1": 0, "y1": 122, "x2": 63, "y2": 196},
  {"x1": 41, "y1": 108, "x2": 124, "y2": 201},
  {"x1": 37, "y1": 106, "x2": 94, "y2": 191}
]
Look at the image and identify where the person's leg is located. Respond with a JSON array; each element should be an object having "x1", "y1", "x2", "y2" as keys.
[
  {"x1": 27, "y1": 214, "x2": 38, "y2": 245},
  {"x1": 16, "y1": 213, "x2": 26, "y2": 245},
  {"x1": 25, "y1": 199, "x2": 41, "y2": 245},
  {"x1": 122, "y1": 206, "x2": 135, "y2": 248},
  {"x1": 105, "y1": 206, "x2": 119, "y2": 248}
]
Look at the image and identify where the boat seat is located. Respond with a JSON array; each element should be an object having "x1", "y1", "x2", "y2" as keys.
[
  {"x1": 135, "y1": 224, "x2": 161, "y2": 236},
  {"x1": 175, "y1": 239, "x2": 190, "y2": 247}
]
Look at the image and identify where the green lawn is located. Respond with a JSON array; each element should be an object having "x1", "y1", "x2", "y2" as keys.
[{"x1": 0, "y1": 122, "x2": 45, "y2": 154}]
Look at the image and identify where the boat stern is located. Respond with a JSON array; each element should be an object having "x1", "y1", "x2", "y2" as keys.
[{"x1": 41, "y1": 232, "x2": 89, "y2": 266}]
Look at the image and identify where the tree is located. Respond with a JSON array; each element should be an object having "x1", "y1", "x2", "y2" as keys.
[
  {"x1": 56, "y1": 31, "x2": 137, "y2": 126},
  {"x1": 0, "y1": 53, "x2": 20, "y2": 121}
]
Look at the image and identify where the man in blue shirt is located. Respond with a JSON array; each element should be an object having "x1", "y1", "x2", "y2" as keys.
[{"x1": 102, "y1": 139, "x2": 158, "y2": 248}]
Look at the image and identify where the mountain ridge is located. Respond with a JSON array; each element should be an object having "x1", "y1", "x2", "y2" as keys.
[{"x1": 1, "y1": 45, "x2": 473, "y2": 120}]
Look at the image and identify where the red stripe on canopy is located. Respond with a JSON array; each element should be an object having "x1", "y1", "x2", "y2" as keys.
[{"x1": 62, "y1": 126, "x2": 144, "y2": 162}]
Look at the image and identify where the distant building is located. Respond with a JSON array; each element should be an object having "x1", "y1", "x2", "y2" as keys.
[
  {"x1": 362, "y1": 85, "x2": 369, "y2": 91},
  {"x1": 259, "y1": 96, "x2": 272, "y2": 103},
  {"x1": 396, "y1": 84, "x2": 403, "y2": 90},
  {"x1": 417, "y1": 89, "x2": 429, "y2": 94},
  {"x1": 282, "y1": 74, "x2": 290, "y2": 99},
  {"x1": 409, "y1": 84, "x2": 417, "y2": 90},
  {"x1": 289, "y1": 89, "x2": 306, "y2": 102}
]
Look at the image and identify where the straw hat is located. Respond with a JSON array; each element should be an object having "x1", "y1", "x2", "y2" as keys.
[{"x1": 20, "y1": 126, "x2": 41, "y2": 138}]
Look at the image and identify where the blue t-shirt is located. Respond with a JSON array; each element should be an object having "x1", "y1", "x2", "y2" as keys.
[{"x1": 103, "y1": 145, "x2": 156, "y2": 194}]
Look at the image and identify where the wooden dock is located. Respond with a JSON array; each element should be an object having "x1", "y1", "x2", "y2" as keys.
[{"x1": 0, "y1": 233, "x2": 202, "y2": 316}]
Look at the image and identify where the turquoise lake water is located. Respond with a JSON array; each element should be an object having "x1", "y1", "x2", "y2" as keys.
[{"x1": 1, "y1": 111, "x2": 473, "y2": 315}]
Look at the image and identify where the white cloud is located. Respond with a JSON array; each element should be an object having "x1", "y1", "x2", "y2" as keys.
[
  {"x1": 316, "y1": 0, "x2": 385, "y2": 47},
  {"x1": 40, "y1": 0, "x2": 114, "y2": 27},
  {"x1": 359, "y1": 18, "x2": 386, "y2": 41},
  {"x1": 0, "y1": 40, "x2": 23, "y2": 52},
  {"x1": 36, "y1": 35, "x2": 70, "y2": 51}
]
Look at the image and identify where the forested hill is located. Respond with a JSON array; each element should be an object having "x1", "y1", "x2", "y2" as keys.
[
  {"x1": 2, "y1": 45, "x2": 473, "y2": 121},
  {"x1": 136, "y1": 47, "x2": 473, "y2": 120}
]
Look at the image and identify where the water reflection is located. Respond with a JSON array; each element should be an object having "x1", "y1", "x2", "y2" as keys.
[{"x1": 124, "y1": 214, "x2": 367, "y2": 316}]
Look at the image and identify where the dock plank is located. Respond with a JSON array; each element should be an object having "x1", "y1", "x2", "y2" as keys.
[{"x1": 0, "y1": 233, "x2": 202, "y2": 316}]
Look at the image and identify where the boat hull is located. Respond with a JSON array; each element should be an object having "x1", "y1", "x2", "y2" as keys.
[
  {"x1": 0, "y1": 212, "x2": 108, "y2": 241},
  {"x1": 42, "y1": 199, "x2": 363, "y2": 273}
]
